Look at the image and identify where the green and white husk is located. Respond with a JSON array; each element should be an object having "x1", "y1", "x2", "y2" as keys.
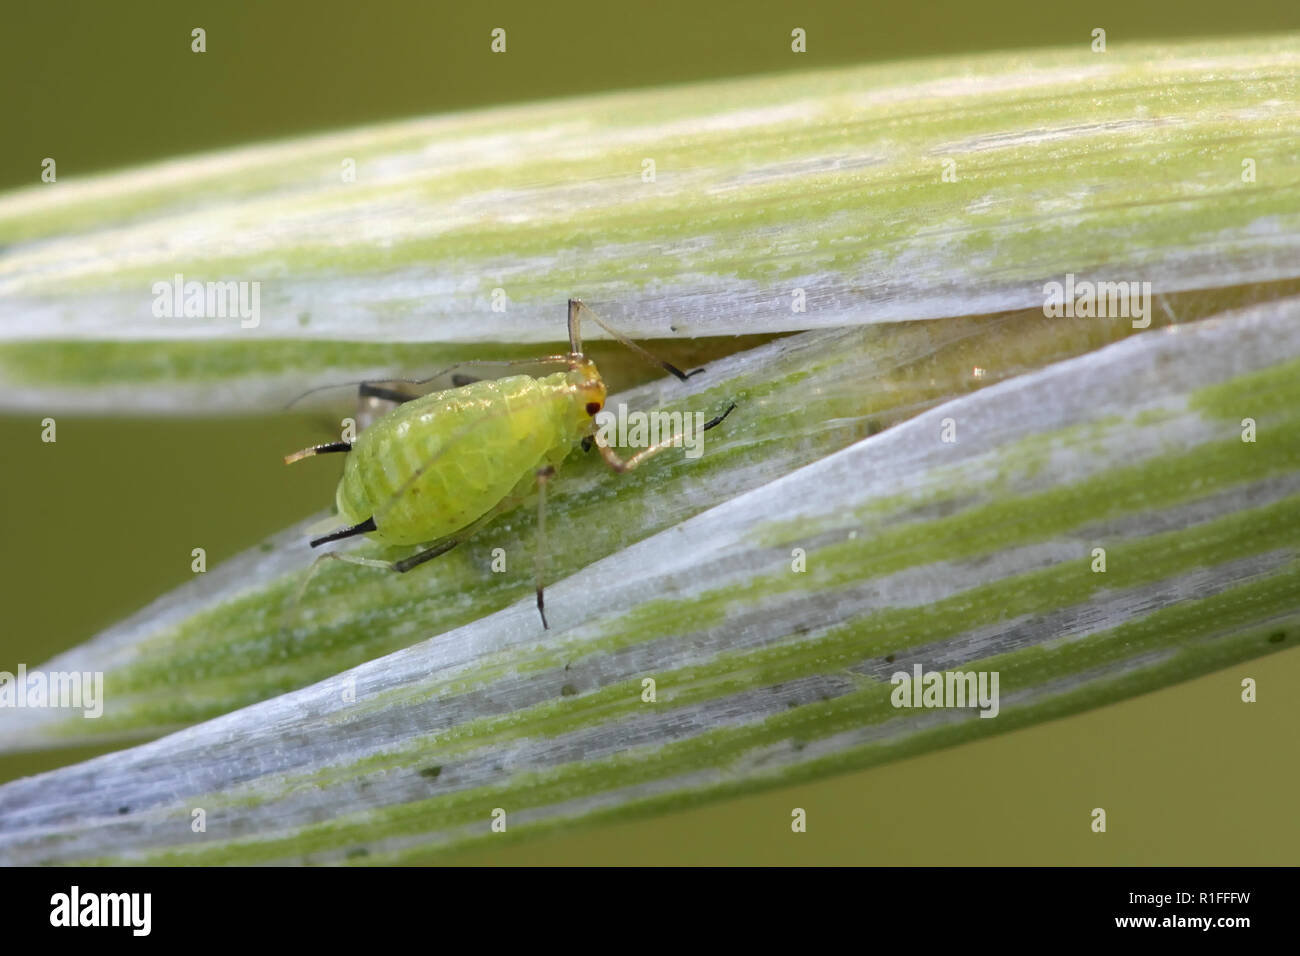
[
  {"x1": 1, "y1": 35, "x2": 1298, "y2": 410},
  {"x1": 0, "y1": 34, "x2": 1298, "y2": 863},
  {"x1": 0, "y1": 298, "x2": 1296, "y2": 864}
]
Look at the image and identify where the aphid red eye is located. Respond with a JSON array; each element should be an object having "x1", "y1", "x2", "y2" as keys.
[{"x1": 586, "y1": 402, "x2": 602, "y2": 415}]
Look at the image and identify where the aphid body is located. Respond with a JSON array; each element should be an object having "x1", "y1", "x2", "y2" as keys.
[
  {"x1": 337, "y1": 364, "x2": 605, "y2": 546},
  {"x1": 286, "y1": 299, "x2": 734, "y2": 628}
]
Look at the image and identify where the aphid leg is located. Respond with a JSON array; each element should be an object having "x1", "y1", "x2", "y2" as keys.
[
  {"x1": 286, "y1": 357, "x2": 577, "y2": 410},
  {"x1": 280, "y1": 550, "x2": 400, "y2": 636},
  {"x1": 283, "y1": 441, "x2": 352, "y2": 465},
  {"x1": 594, "y1": 402, "x2": 737, "y2": 473},
  {"x1": 358, "y1": 382, "x2": 417, "y2": 404},
  {"x1": 533, "y1": 465, "x2": 556, "y2": 630},
  {"x1": 391, "y1": 502, "x2": 517, "y2": 573},
  {"x1": 392, "y1": 536, "x2": 465, "y2": 572},
  {"x1": 699, "y1": 405, "x2": 737, "y2": 432},
  {"x1": 281, "y1": 525, "x2": 478, "y2": 635},
  {"x1": 568, "y1": 299, "x2": 701, "y2": 380},
  {"x1": 567, "y1": 299, "x2": 584, "y2": 353}
]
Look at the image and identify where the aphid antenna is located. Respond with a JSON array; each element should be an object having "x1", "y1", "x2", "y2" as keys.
[{"x1": 567, "y1": 299, "x2": 702, "y2": 382}]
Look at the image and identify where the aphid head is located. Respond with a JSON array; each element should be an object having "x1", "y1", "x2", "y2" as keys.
[{"x1": 567, "y1": 357, "x2": 607, "y2": 436}]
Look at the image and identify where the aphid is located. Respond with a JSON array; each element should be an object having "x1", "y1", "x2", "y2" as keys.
[{"x1": 285, "y1": 299, "x2": 736, "y2": 629}]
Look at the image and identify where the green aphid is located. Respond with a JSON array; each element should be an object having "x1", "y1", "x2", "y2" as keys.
[{"x1": 285, "y1": 299, "x2": 736, "y2": 628}]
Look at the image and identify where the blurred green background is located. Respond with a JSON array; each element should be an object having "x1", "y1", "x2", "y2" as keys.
[{"x1": 2, "y1": 0, "x2": 1297, "y2": 863}]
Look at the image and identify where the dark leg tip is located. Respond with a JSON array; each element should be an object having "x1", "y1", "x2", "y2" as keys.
[
  {"x1": 662, "y1": 362, "x2": 691, "y2": 382},
  {"x1": 701, "y1": 402, "x2": 738, "y2": 432}
]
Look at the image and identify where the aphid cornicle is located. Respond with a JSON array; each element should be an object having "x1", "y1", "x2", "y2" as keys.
[{"x1": 285, "y1": 299, "x2": 736, "y2": 629}]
